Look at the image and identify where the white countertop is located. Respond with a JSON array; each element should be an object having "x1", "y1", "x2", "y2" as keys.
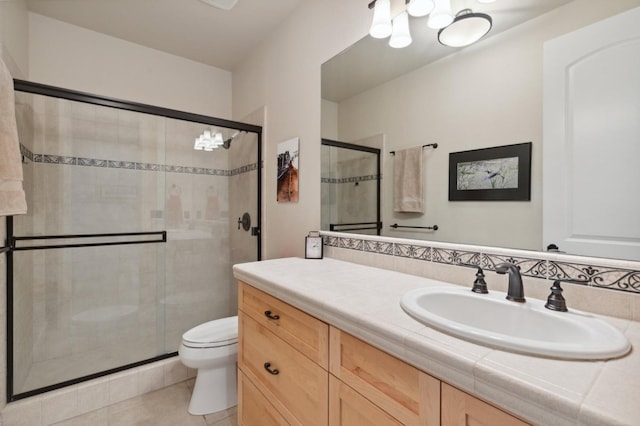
[{"x1": 233, "y1": 257, "x2": 639, "y2": 426}]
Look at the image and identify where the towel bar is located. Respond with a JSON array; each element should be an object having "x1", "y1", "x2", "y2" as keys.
[
  {"x1": 390, "y1": 224, "x2": 438, "y2": 231},
  {"x1": 390, "y1": 143, "x2": 438, "y2": 155}
]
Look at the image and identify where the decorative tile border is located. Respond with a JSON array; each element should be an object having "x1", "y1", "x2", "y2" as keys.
[
  {"x1": 548, "y1": 261, "x2": 640, "y2": 293},
  {"x1": 321, "y1": 232, "x2": 640, "y2": 295},
  {"x1": 363, "y1": 239, "x2": 394, "y2": 255},
  {"x1": 432, "y1": 247, "x2": 481, "y2": 266},
  {"x1": 321, "y1": 174, "x2": 381, "y2": 184},
  {"x1": 394, "y1": 243, "x2": 430, "y2": 261},
  {"x1": 483, "y1": 253, "x2": 548, "y2": 279},
  {"x1": 20, "y1": 144, "x2": 256, "y2": 177}
]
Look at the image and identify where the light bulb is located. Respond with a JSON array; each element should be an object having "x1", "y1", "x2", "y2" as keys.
[
  {"x1": 194, "y1": 137, "x2": 204, "y2": 150},
  {"x1": 428, "y1": 0, "x2": 453, "y2": 29},
  {"x1": 369, "y1": 0, "x2": 392, "y2": 39},
  {"x1": 213, "y1": 132, "x2": 224, "y2": 147},
  {"x1": 407, "y1": 0, "x2": 434, "y2": 17},
  {"x1": 389, "y1": 11, "x2": 412, "y2": 48},
  {"x1": 438, "y1": 9, "x2": 492, "y2": 47}
]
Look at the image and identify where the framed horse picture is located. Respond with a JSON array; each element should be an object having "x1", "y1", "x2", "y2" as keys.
[{"x1": 277, "y1": 137, "x2": 300, "y2": 202}]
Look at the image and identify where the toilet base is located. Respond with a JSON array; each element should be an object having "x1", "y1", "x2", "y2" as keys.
[{"x1": 188, "y1": 363, "x2": 237, "y2": 415}]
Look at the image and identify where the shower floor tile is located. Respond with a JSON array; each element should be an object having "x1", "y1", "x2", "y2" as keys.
[{"x1": 52, "y1": 380, "x2": 237, "y2": 426}]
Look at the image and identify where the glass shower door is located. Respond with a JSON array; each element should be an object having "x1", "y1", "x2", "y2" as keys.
[
  {"x1": 9, "y1": 81, "x2": 262, "y2": 399},
  {"x1": 11, "y1": 93, "x2": 168, "y2": 396}
]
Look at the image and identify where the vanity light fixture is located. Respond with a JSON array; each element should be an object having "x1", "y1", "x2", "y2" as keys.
[
  {"x1": 369, "y1": 0, "x2": 393, "y2": 38},
  {"x1": 407, "y1": 0, "x2": 434, "y2": 17},
  {"x1": 389, "y1": 11, "x2": 412, "y2": 48},
  {"x1": 369, "y1": 0, "x2": 492, "y2": 48},
  {"x1": 427, "y1": 0, "x2": 454, "y2": 29},
  {"x1": 438, "y1": 9, "x2": 492, "y2": 47}
]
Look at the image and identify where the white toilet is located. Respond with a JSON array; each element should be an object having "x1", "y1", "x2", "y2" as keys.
[{"x1": 178, "y1": 315, "x2": 238, "y2": 415}]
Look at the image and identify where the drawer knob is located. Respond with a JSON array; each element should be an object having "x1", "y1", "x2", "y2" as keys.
[
  {"x1": 264, "y1": 362, "x2": 280, "y2": 375},
  {"x1": 264, "y1": 310, "x2": 280, "y2": 320}
]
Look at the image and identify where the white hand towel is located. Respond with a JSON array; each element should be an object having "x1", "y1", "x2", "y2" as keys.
[
  {"x1": 393, "y1": 146, "x2": 424, "y2": 213},
  {"x1": 0, "y1": 57, "x2": 27, "y2": 216}
]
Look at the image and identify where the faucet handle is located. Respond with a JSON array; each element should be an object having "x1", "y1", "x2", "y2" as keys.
[
  {"x1": 459, "y1": 264, "x2": 488, "y2": 294},
  {"x1": 544, "y1": 278, "x2": 589, "y2": 312},
  {"x1": 545, "y1": 280, "x2": 568, "y2": 312}
]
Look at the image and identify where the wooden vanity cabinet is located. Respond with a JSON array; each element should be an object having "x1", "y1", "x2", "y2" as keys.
[
  {"x1": 238, "y1": 281, "x2": 530, "y2": 426},
  {"x1": 329, "y1": 327, "x2": 440, "y2": 426},
  {"x1": 441, "y1": 383, "x2": 530, "y2": 426},
  {"x1": 329, "y1": 375, "x2": 403, "y2": 425},
  {"x1": 239, "y1": 281, "x2": 328, "y2": 368},
  {"x1": 238, "y1": 282, "x2": 329, "y2": 426},
  {"x1": 238, "y1": 370, "x2": 287, "y2": 426}
]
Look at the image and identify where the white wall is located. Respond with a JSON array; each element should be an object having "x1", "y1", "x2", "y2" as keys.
[
  {"x1": 0, "y1": 0, "x2": 28, "y2": 78},
  {"x1": 28, "y1": 13, "x2": 232, "y2": 119},
  {"x1": 232, "y1": 0, "x2": 370, "y2": 259}
]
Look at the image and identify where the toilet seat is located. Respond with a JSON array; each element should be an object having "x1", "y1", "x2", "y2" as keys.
[{"x1": 182, "y1": 316, "x2": 238, "y2": 348}]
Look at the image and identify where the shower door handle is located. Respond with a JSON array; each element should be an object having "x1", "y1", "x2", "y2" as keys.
[{"x1": 237, "y1": 212, "x2": 251, "y2": 231}]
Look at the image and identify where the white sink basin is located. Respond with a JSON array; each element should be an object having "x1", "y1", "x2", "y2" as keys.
[{"x1": 400, "y1": 286, "x2": 631, "y2": 360}]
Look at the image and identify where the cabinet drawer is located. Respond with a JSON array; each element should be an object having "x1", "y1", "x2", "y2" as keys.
[
  {"x1": 329, "y1": 327, "x2": 440, "y2": 426},
  {"x1": 238, "y1": 281, "x2": 328, "y2": 368},
  {"x1": 329, "y1": 375, "x2": 402, "y2": 426},
  {"x1": 441, "y1": 383, "x2": 530, "y2": 426},
  {"x1": 239, "y1": 313, "x2": 328, "y2": 426},
  {"x1": 238, "y1": 370, "x2": 288, "y2": 426}
]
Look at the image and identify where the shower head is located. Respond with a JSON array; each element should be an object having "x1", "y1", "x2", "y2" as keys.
[{"x1": 222, "y1": 131, "x2": 242, "y2": 150}]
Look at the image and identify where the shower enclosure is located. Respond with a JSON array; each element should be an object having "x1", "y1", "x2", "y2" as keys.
[
  {"x1": 321, "y1": 139, "x2": 381, "y2": 235},
  {"x1": 7, "y1": 80, "x2": 261, "y2": 400}
]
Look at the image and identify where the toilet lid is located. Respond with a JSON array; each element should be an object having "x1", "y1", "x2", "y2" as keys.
[{"x1": 182, "y1": 316, "x2": 238, "y2": 348}]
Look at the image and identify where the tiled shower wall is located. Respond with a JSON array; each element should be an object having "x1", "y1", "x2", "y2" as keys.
[
  {"x1": 10, "y1": 91, "x2": 258, "y2": 396},
  {"x1": 322, "y1": 232, "x2": 640, "y2": 321}
]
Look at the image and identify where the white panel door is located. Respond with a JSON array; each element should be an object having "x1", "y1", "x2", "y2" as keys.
[{"x1": 543, "y1": 7, "x2": 640, "y2": 261}]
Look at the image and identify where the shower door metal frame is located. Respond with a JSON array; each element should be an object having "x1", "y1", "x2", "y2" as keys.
[{"x1": 6, "y1": 80, "x2": 263, "y2": 402}]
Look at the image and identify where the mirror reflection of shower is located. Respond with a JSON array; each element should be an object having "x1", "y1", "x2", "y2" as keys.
[{"x1": 321, "y1": 139, "x2": 381, "y2": 235}]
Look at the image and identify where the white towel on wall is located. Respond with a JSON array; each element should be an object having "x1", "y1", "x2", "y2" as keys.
[
  {"x1": 0, "y1": 57, "x2": 27, "y2": 216},
  {"x1": 393, "y1": 146, "x2": 424, "y2": 213}
]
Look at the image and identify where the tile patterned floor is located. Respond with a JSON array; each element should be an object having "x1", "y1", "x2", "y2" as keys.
[{"x1": 52, "y1": 379, "x2": 237, "y2": 426}]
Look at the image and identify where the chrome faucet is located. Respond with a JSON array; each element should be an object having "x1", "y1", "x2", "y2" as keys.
[{"x1": 495, "y1": 263, "x2": 525, "y2": 303}]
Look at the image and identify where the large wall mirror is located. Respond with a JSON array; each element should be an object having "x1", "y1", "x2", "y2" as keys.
[{"x1": 321, "y1": 0, "x2": 640, "y2": 261}]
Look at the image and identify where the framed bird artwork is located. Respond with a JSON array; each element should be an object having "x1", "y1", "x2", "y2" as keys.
[{"x1": 449, "y1": 142, "x2": 532, "y2": 201}]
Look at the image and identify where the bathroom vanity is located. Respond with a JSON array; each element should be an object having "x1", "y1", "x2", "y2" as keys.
[{"x1": 234, "y1": 257, "x2": 639, "y2": 425}]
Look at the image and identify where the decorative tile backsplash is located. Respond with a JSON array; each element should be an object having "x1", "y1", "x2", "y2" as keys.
[{"x1": 323, "y1": 232, "x2": 640, "y2": 295}]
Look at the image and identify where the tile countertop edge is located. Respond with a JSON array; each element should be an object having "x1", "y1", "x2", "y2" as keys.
[{"x1": 232, "y1": 257, "x2": 638, "y2": 426}]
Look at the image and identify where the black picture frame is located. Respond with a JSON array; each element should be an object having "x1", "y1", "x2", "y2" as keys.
[{"x1": 449, "y1": 142, "x2": 532, "y2": 201}]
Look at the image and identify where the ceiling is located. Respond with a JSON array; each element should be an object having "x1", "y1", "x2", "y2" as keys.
[
  {"x1": 26, "y1": 0, "x2": 304, "y2": 71},
  {"x1": 26, "y1": 0, "x2": 573, "y2": 89}
]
